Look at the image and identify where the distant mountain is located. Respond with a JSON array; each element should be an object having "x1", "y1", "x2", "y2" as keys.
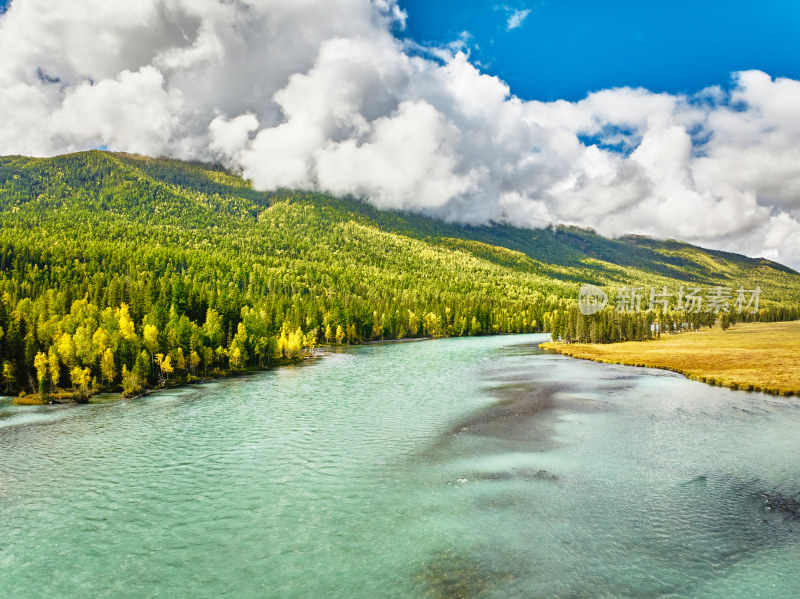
[{"x1": 0, "y1": 151, "x2": 797, "y2": 396}]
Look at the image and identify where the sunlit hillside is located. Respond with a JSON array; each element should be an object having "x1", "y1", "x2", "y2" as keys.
[{"x1": 0, "y1": 150, "x2": 798, "y2": 398}]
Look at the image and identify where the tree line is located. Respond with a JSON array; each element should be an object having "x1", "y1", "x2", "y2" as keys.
[
  {"x1": 1, "y1": 150, "x2": 798, "y2": 401},
  {"x1": 548, "y1": 303, "x2": 800, "y2": 344}
]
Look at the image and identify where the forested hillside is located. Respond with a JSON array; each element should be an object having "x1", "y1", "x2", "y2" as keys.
[{"x1": 0, "y1": 151, "x2": 798, "y2": 400}]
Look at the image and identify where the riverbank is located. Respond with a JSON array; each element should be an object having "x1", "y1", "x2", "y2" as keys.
[
  {"x1": 13, "y1": 355, "x2": 313, "y2": 406},
  {"x1": 12, "y1": 338, "x2": 446, "y2": 406},
  {"x1": 540, "y1": 320, "x2": 800, "y2": 396}
]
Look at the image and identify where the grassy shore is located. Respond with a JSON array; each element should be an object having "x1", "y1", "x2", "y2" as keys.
[{"x1": 540, "y1": 320, "x2": 800, "y2": 396}]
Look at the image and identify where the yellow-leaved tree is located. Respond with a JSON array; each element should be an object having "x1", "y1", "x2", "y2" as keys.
[
  {"x1": 70, "y1": 366, "x2": 92, "y2": 400},
  {"x1": 57, "y1": 333, "x2": 76, "y2": 368},
  {"x1": 100, "y1": 347, "x2": 116, "y2": 386},
  {"x1": 121, "y1": 365, "x2": 142, "y2": 397},
  {"x1": 48, "y1": 347, "x2": 60, "y2": 390},
  {"x1": 117, "y1": 304, "x2": 136, "y2": 341},
  {"x1": 33, "y1": 352, "x2": 49, "y2": 399},
  {"x1": 143, "y1": 324, "x2": 159, "y2": 356},
  {"x1": 160, "y1": 355, "x2": 173, "y2": 380}
]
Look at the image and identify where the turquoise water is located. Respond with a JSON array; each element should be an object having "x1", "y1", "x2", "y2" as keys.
[{"x1": 1, "y1": 334, "x2": 799, "y2": 598}]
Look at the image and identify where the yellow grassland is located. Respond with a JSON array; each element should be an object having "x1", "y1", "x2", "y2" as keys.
[{"x1": 540, "y1": 320, "x2": 800, "y2": 396}]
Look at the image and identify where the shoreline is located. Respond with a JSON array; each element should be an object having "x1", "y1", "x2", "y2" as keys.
[
  {"x1": 11, "y1": 337, "x2": 446, "y2": 407},
  {"x1": 14, "y1": 355, "x2": 314, "y2": 406},
  {"x1": 539, "y1": 321, "x2": 800, "y2": 397}
]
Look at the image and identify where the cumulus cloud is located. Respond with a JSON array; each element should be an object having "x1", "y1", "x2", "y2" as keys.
[{"x1": 1, "y1": 0, "x2": 800, "y2": 269}]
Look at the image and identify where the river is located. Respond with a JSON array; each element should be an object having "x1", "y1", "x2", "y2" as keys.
[{"x1": 1, "y1": 334, "x2": 799, "y2": 598}]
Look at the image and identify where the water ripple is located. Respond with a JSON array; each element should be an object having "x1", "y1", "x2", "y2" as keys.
[{"x1": 2, "y1": 334, "x2": 800, "y2": 598}]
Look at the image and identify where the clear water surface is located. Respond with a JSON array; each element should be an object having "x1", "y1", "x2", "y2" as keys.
[{"x1": 1, "y1": 334, "x2": 799, "y2": 598}]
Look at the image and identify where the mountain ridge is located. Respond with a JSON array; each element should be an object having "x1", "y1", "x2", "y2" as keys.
[
  {"x1": 2, "y1": 150, "x2": 798, "y2": 297},
  {"x1": 0, "y1": 150, "x2": 797, "y2": 398}
]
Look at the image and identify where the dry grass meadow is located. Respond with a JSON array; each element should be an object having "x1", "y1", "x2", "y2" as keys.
[{"x1": 540, "y1": 320, "x2": 800, "y2": 396}]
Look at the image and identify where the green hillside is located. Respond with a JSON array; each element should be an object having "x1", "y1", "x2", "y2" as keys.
[{"x1": 0, "y1": 151, "x2": 798, "y2": 400}]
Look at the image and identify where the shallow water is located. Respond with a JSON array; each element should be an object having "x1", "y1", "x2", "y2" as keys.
[{"x1": 1, "y1": 335, "x2": 799, "y2": 597}]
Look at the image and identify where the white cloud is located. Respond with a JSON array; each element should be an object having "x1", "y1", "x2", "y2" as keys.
[
  {"x1": 1, "y1": 0, "x2": 800, "y2": 269},
  {"x1": 505, "y1": 8, "x2": 531, "y2": 31}
]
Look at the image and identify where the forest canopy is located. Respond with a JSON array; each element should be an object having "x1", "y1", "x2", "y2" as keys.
[{"x1": 0, "y1": 151, "x2": 798, "y2": 401}]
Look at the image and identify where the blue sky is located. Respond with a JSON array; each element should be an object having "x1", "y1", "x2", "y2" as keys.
[
  {"x1": 2, "y1": 0, "x2": 796, "y2": 98},
  {"x1": 398, "y1": 0, "x2": 800, "y2": 101}
]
